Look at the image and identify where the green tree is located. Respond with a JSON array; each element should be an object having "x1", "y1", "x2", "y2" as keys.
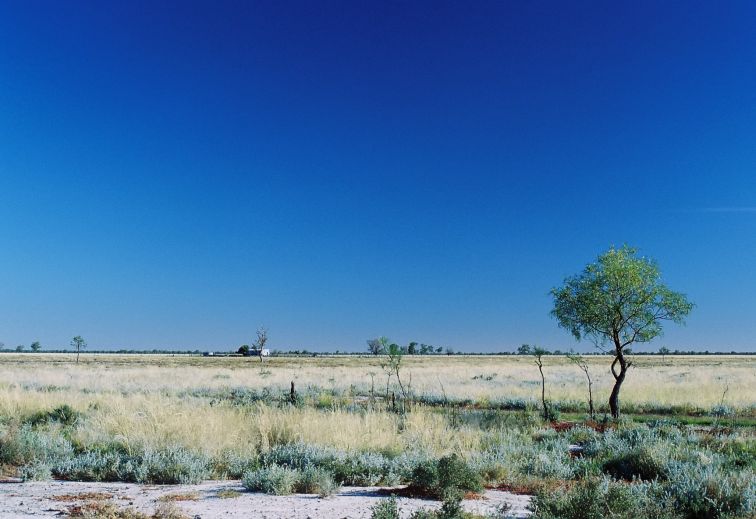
[
  {"x1": 517, "y1": 344, "x2": 532, "y2": 355},
  {"x1": 15, "y1": 344, "x2": 24, "y2": 352},
  {"x1": 658, "y1": 345, "x2": 670, "y2": 361},
  {"x1": 30, "y1": 341, "x2": 41, "y2": 352},
  {"x1": 551, "y1": 246, "x2": 693, "y2": 418},
  {"x1": 407, "y1": 342, "x2": 418, "y2": 355},
  {"x1": 71, "y1": 335, "x2": 87, "y2": 364}
]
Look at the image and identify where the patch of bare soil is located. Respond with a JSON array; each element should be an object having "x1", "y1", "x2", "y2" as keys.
[{"x1": 0, "y1": 480, "x2": 532, "y2": 519}]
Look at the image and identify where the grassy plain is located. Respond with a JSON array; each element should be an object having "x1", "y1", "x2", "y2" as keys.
[{"x1": 0, "y1": 353, "x2": 753, "y2": 518}]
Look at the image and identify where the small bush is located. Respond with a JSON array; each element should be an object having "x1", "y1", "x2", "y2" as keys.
[
  {"x1": 0, "y1": 425, "x2": 74, "y2": 467},
  {"x1": 663, "y1": 462, "x2": 755, "y2": 519},
  {"x1": 242, "y1": 465, "x2": 299, "y2": 495},
  {"x1": 54, "y1": 447, "x2": 210, "y2": 484},
  {"x1": 371, "y1": 496, "x2": 400, "y2": 519},
  {"x1": 19, "y1": 459, "x2": 52, "y2": 481},
  {"x1": 26, "y1": 404, "x2": 82, "y2": 427},
  {"x1": 294, "y1": 466, "x2": 341, "y2": 497},
  {"x1": 409, "y1": 454, "x2": 482, "y2": 498},
  {"x1": 530, "y1": 477, "x2": 677, "y2": 519},
  {"x1": 602, "y1": 447, "x2": 668, "y2": 481},
  {"x1": 141, "y1": 447, "x2": 211, "y2": 484},
  {"x1": 407, "y1": 491, "x2": 470, "y2": 519},
  {"x1": 54, "y1": 451, "x2": 145, "y2": 482}
]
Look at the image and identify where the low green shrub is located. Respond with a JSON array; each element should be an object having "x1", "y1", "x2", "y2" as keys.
[
  {"x1": 54, "y1": 450, "x2": 144, "y2": 482},
  {"x1": 371, "y1": 496, "x2": 400, "y2": 519},
  {"x1": 19, "y1": 459, "x2": 52, "y2": 481},
  {"x1": 601, "y1": 447, "x2": 668, "y2": 481},
  {"x1": 0, "y1": 425, "x2": 74, "y2": 467},
  {"x1": 530, "y1": 477, "x2": 677, "y2": 519},
  {"x1": 141, "y1": 447, "x2": 211, "y2": 484},
  {"x1": 242, "y1": 465, "x2": 299, "y2": 495},
  {"x1": 26, "y1": 404, "x2": 82, "y2": 427},
  {"x1": 54, "y1": 446, "x2": 211, "y2": 484},
  {"x1": 663, "y1": 462, "x2": 755, "y2": 519},
  {"x1": 294, "y1": 466, "x2": 341, "y2": 497},
  {"x1": 409, "y1": 454, "x2": 482, "y2": 498}
]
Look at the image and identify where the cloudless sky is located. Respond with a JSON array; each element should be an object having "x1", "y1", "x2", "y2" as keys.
[{"x1": 1, "y1": 1, "x2": 755, "y2": 352}]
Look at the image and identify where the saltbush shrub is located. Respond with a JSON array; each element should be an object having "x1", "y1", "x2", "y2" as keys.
[
  {"x1": 0, "y1": 425, "x2": 74, "y2": 467},
  {"x1": 54, "y1": 446, "x2": 210, "y2": 484},
  {"x1": 409, "y1": 454, "x2": 482, "y2": 498},
  {"x1": 242, "y1": 465, "x2": 299, "y2": 495},
  {"x1": 19, "y1": 459, "x2": 53, "y2": 481},
  {"x1": 531, "y1": 477, "x2": 677, "y2": 519},
  {"x1": 141, "y1": 447, "x2": 211, "y2": 484},
  {"x1": 663, "y1": 462, "x2": 755, "y2": 519},
  {"x1": 602, "y1": 447, "x2": 668, "y2": 481},
  {"x1": 371, "y1": 496, "x2": 400, "y2": 519},
  {"x1": 294, "y1": 466, "x2": 340, "y2": 497}
]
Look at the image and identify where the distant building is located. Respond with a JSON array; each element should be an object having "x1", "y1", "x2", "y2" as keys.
[{"x1": 203, "y1": 351, "x2": 214, "y2": 356}]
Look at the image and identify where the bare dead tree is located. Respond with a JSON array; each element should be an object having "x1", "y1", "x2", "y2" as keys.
[
  {"x1": 532, "y1": 347, "x2": 549, "y2": 421},
  {"x1": 254, "y1": 326, "x2": 268, "y2": 363},
  {"x1": 567, "y1": 352, "x2": 595, "y2": 419}
]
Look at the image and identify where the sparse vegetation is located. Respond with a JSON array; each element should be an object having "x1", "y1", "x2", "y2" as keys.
[{"x1": 0, "y1": 353, "x2": 752, "y2": 518}]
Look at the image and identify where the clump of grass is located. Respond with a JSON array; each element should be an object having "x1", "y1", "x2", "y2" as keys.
[
  {"x1": 67, "y1": 501, "x2": 149, "y2": 519},
  {"x1": 158, "y1": 492, "x2": 200, "y2": 502},
  {"x1": 216, "y1": 489, "x2": 241, "y2": 499},
  {"x1": 152, "y1": 503, "x2": 191, "y2": 519}
]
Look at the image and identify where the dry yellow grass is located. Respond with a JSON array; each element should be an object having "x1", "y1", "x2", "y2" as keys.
[
  {"x1": 1, "y1": 353, "x2": 752, "y2": 406},
  {"x1": 0, "y1": 353, "x2": 752, "y2": 457}
]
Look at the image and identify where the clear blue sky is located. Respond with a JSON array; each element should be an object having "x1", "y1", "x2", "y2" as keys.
[{"x1": 1, "y1": 1, "x2": 755, "y2": 352}]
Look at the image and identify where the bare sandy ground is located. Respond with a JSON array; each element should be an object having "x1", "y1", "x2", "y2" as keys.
[{"x1": 0, "y1": 479, "x2": 532, "y2": 518}]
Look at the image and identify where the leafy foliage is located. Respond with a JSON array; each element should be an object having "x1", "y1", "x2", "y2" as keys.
[{"x1": 551, "y1": 246, "x2": 693, "y2": 346}]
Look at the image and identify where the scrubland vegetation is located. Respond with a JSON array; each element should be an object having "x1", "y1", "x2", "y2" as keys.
[{"x1": 0, "y1": 353, "x2": 753, "y2": 518}]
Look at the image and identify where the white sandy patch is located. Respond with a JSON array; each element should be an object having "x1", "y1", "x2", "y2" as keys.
[{"x1": 0, "y1": 480, "x2": 531, "y2": 518}]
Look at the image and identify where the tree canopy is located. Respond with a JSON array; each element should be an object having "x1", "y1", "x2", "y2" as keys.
[
  {"x1": 551, "y1": 246, "x2": 693, "y2": 349},
  {"x1": 551, "y1": 245, "x2": 693, "y2": 417}
]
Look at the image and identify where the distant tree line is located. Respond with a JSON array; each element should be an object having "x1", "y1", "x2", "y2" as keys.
[{"x1": 0, "y1": 340, "x2": 752, "y2": 357}]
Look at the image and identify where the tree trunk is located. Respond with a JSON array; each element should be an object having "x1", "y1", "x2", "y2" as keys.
[
  {"x1": 76, "y1": 349, "x2": 80, "y2": 364},
  {"x1": 538, "y1": 361, "x2": 547, "y2": 420},
  {"x1": 609, "y1": 338, "x2": 629, "y2": 418}
]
